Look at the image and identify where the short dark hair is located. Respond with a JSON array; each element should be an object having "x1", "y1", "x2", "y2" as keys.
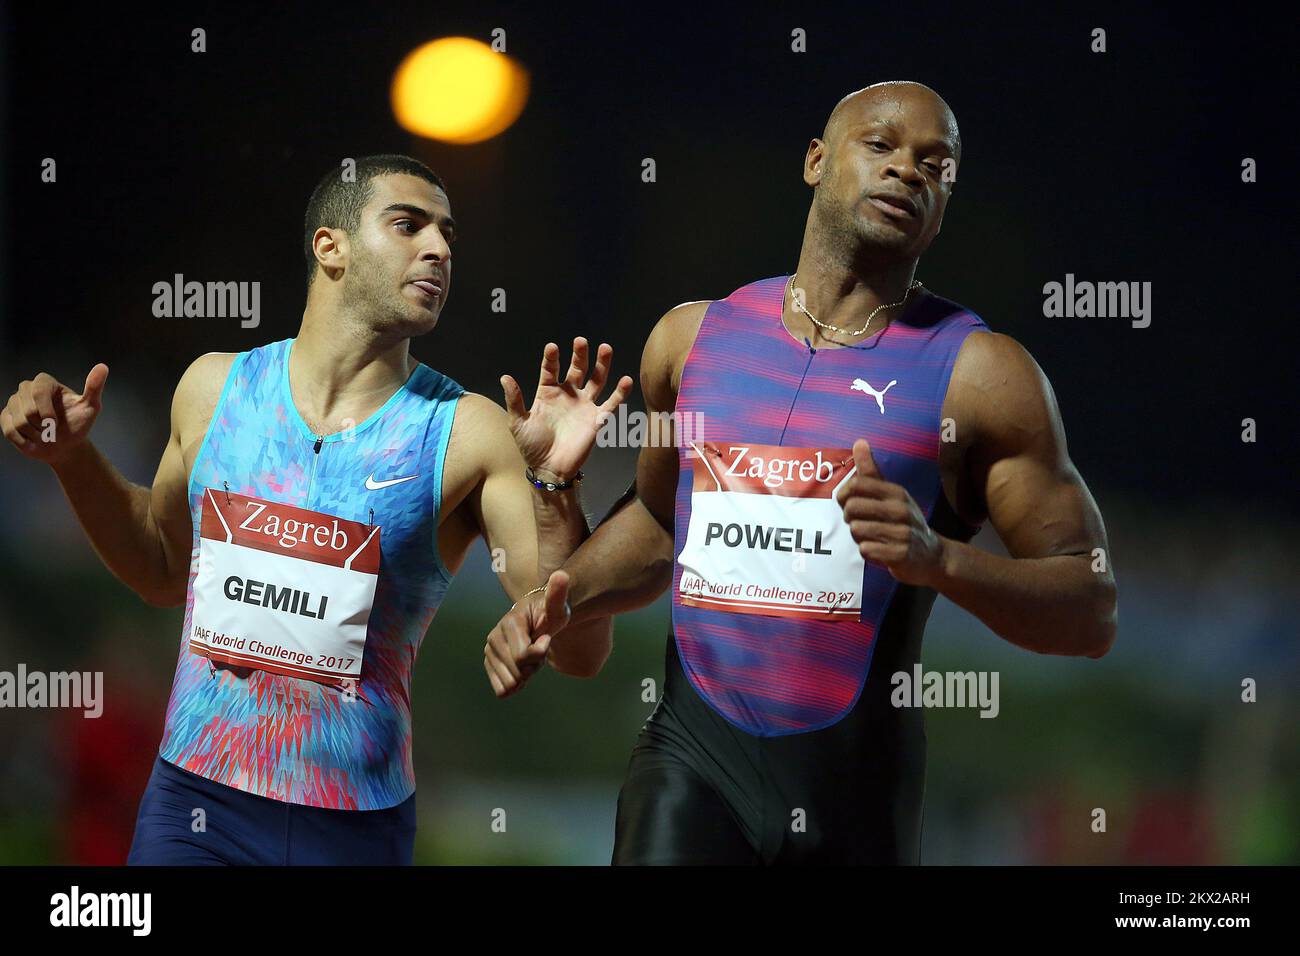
[{"x1": 303, "y1": 154, "x2": 448, "y2": 286}]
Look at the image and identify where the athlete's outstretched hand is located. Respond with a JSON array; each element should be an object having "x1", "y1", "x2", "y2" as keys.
[
  {"x1": 483, "y1": 569, "x2": 572, "y2": 698},
  {"x1": 1, "y1": 365, "x2": 109, "y2": 465},
  {"x1": 500, "y1": 338, "x2": 633, "y2": 482},
  {"x1": 836, "y1": 438, "x2": 946, "y2": 587}
]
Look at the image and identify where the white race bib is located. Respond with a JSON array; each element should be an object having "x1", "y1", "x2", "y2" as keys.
[
  {"x1": 190, "y1": 489, "x2": 381, "y2": 686},
  {"x1": 676, "y1": 442, "x2": 864, "y2": 621}
]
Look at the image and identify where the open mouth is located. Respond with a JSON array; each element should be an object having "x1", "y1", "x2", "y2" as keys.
[{"x1": 410, "y1": 280, "x2": 442, "y2": 298}]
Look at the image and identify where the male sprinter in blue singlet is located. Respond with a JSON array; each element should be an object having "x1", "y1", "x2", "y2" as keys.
[
  {"x1": 481, "y1": 83, "x2": 1119, "y2": 865},
  {"x1": 1, "y1": 155, "x2": 631, "y2": 864}
]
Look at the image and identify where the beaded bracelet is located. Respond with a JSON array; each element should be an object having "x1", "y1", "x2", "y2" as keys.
[{"x1": 526, "y1": 466, "x2": 584, "y2": 492}]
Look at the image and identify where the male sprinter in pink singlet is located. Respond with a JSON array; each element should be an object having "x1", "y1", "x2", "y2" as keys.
[
  {"x1": 481, "y1": 83, "x2": 1119, "y2": 864},
  {"x1": 1, "y1": 155, "x2": 632, "y2": 864}
]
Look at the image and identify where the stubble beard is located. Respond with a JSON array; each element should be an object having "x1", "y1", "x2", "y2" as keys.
[
  {"x1": 340, "y1": 250, "x2": 437, "y2": 341},
  {"x1": 813, "y1": 182, "x2": 915, "y2": 274}
]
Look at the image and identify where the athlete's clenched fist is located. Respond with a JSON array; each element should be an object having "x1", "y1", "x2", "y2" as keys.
[
  {"x1": 484, "y1": 569, "x2": 572, "y2": 699},
  {"x1": 835, "y1": 438, "x2": 945, "y2": 587},
  {"x1": 1, "y1": 364, "x2": 109, "y2": 464}
]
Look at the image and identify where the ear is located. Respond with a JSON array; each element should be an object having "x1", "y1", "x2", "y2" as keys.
[
  {"x1": 313, "y1": 226, "x2": 348, "y2": 277},
  {"x1": 803, "y1": 138, "x2": 826, "y2": 187}
]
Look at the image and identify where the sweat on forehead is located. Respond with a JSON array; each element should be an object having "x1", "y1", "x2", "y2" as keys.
[{"x1": 823, "y1": 82, "x2": 960, "y2": 155}]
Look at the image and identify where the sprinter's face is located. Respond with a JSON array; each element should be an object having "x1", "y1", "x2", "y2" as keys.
[
  {"x1": 341, "y1": 173, "x2": 455, "y2": 336},
  {"x1": 807, "y1": 86, "x2": 959, "y2": 259}
]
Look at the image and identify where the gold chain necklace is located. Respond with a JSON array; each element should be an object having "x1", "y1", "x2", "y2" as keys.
[{"x1": 787, "y1": 273, "x2": 922, "y2": 340}]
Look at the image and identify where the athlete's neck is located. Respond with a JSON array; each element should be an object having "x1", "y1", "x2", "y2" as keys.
[
  {"x1": 786, "y1": 236, "x2": 919, "y2": 348},
  {"x1": 288, "y1": 313, "x2": 414, "y2": 428}
]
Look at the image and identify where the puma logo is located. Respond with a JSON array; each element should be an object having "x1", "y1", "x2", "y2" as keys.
[{"x1": 850, "y1": 378, "x2": 897, "y2": 413}]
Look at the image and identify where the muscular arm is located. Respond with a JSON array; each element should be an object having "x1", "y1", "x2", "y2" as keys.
[
  {"x1": 448, "y1": 393, "x2": 591, "y2": 602},
  {"x1": 478, "y1": 302, "x2": 705, "y2": 696},
  {"x1": 558, "y1": 301, "x2": 708, "y2": 627},
  {"x1": 553, "y1": 458, "x2": 676, "y2": 628},
  {"x1": 932, "y1": 332, "x2": 1117, "y2": 657},
  {"x1": 449, "y1": 392, "x2": 613, "y2": 676},
  {"x1": 43, "y1": 353, "x2": 231, "y2": 607}
]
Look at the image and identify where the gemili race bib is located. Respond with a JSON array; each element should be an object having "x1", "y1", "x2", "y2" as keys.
[
  {"x1": 676, "y1": 441, "x2": 865, "y2": 621},
  {"x1": 189, "y1": 489, "x2": 381, "y2": 687}
]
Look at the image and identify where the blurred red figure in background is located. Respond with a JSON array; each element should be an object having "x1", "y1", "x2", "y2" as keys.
[{"x1": 57, "y1": 656, "x2": 164, "y2": 865}]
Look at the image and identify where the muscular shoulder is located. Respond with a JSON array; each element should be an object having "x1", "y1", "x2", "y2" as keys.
[
  {"x1": 947, "y1": 330, "x2": 1066, "y2": 460},
  {"x1": 445, "y1": 392, "x2": 513, "y2": 462},
  {"x1": 173, "y1": 351, "x2": 238, "y2": 438},
  {"x1": 642, "y1": 299, "x2": 711, "y2": 412},
  {"x1": 441, "y1": 392, "x2": 519, "y2": 499}
]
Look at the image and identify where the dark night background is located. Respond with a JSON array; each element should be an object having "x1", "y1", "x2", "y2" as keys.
[{"x1": 1, "y1": 2, "x2": 1296, "y2": 864}]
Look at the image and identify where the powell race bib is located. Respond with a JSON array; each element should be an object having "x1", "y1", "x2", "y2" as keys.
[{"x1": 676, "y1": 441, "x2": 865, "y2": 621}]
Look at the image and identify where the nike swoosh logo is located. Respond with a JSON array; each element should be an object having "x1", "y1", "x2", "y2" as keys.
[{"x1": 365, "y1": 473, "x2": 419, "y2": 491}]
